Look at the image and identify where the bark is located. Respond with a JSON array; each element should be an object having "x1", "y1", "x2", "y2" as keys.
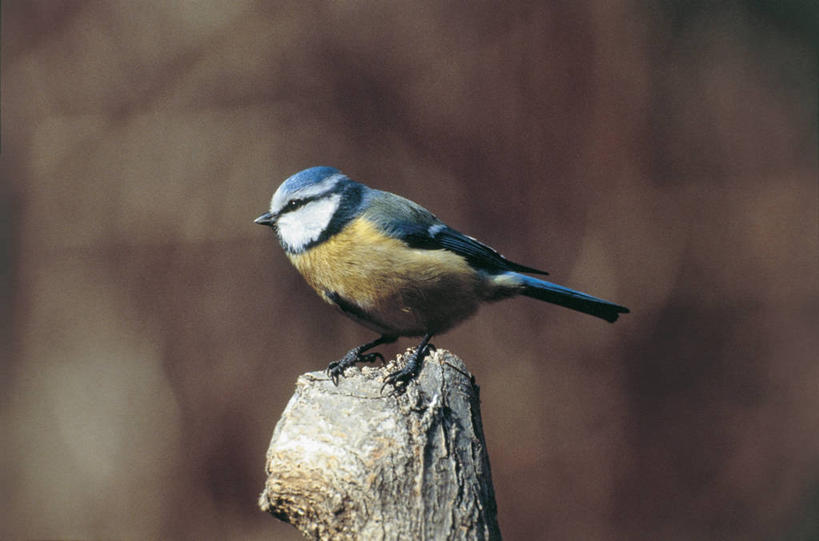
[{"x1": 259, "y1": 348, "x2": 501, "y2": 540}]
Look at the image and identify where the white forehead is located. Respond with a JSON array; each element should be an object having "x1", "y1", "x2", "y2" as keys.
[{"x1": 270, "y1": 173, "x2": 346, "y2": 213}]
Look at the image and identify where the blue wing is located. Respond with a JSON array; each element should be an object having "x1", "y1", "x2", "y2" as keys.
[{"x1": 362, "y1": 190, "x2": 549, "y2": 275}]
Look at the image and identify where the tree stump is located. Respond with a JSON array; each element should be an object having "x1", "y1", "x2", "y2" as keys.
[{"x1": 259, "y1": 348, "x2": 501, "y2": 540}]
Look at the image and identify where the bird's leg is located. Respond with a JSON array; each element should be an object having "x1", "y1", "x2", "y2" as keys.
[
  {"x1": 327, "y1": 335, "x2": 397, "y2": 385},
  {"x1": 382, "y1": 333, "x2": 434, "y2": 391}
]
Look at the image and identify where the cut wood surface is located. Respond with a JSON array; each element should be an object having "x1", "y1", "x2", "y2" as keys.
[{"x1": 259, "y1": 349, "x2": 501, "y2": 540}]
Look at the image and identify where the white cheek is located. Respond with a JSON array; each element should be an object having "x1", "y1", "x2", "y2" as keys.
[{"x1": 276, "y1": 194, "x2": 341, "y2": 251}]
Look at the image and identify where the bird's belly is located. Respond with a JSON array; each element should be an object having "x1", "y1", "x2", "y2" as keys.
[{"x1": 287, "y1": 219, "x2": 483, "y2": 335}]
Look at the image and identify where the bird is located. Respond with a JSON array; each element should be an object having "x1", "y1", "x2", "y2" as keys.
[{"x1": 254, "y1": 166, "x2": 629, "y2": 388}]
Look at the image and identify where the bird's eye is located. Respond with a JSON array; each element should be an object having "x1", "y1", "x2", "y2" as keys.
[{"x1": 285, "y1": 199, "x2": 305, "y2": 212}]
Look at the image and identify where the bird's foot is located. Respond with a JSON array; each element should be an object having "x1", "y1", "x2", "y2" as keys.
[
  {"x1": 381, "y1": 344, "x2": 432, "y2": 394},
  {"x1": 327, "y1": 349, "x2": 384, "y2": 386}
]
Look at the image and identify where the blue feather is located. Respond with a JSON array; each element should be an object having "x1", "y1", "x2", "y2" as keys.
[
  {"x1": 281, "y1": 166, "x2": 342, "y2": 192},
  {"x1": 512, "y1": 273, "x2": 629, "y2": 323},
  {"x1": 360, "y1": 191, "x2": 548, "y2": 275}
]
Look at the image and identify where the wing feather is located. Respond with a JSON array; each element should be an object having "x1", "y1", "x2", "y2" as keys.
[{"x1": 362, "y1": 191, "x2": 548, "y2": 275}]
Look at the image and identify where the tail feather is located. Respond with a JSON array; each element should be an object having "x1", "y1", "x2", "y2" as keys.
[{"x1": 514, "y1": 273, "x2": 629, "y2": 323}]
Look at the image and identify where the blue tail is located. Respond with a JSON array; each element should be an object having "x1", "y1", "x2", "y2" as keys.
[{"x1": 514, "y1": 273, "x2": 629, "y2": 323}]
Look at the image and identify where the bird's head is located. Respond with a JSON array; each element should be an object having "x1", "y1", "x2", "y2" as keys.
[{"x1": 255, "y1": 166, "x2": 363, "y2": 253}]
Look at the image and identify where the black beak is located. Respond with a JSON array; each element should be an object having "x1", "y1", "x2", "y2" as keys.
[{"x1": 254, "y1": 212, "x2": 275, "y2": 226}]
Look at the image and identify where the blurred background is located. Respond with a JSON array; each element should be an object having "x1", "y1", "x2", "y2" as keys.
[{"x1": 2, "y1": 1, "x2": 817, "y2": 539}]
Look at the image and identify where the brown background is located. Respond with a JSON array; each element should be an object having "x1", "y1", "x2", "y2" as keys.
[{"x1": 2, "y1": 2, "x2": 817, "y2": 539}]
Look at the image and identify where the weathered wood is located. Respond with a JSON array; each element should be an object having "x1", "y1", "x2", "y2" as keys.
[{"x1": 259, "y1": 348, "x2": 501, "y2": 540}]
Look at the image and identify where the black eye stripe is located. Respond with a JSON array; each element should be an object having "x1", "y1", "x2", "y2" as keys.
[
  {"x1": 278, "y1": 180, "x2": 353, "y2": 217},
  {"x1": 281, "y1": 197, "x2": 313, "y2": 214}
]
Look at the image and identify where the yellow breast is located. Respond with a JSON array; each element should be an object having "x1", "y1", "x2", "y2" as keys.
[{"x1": 287, "y1": 218, "x2": 484, "y2": 335}]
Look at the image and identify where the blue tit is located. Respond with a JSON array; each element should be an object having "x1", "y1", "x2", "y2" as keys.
[{"x1": 255, "y1": 166, "x2": 629, "y2": 387}]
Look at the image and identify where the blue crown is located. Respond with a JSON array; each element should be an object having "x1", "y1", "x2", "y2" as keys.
[{"x1": 283, "y1": 166, "x2": 341, "y2": 191}]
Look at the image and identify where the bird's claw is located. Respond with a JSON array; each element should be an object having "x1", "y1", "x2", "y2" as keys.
[
  {"x1": 326, "y1": 350, "x2": 385, "y2": 385},
  {"x1": 327, "y1": 360, "x2": 343, "y2": 386},
  {"x1": 380, "y1": 345, "x2": 431, "y2": 394},
  {"x1": 380, "y1": 366, "x2": 417, "y2": 395}
]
